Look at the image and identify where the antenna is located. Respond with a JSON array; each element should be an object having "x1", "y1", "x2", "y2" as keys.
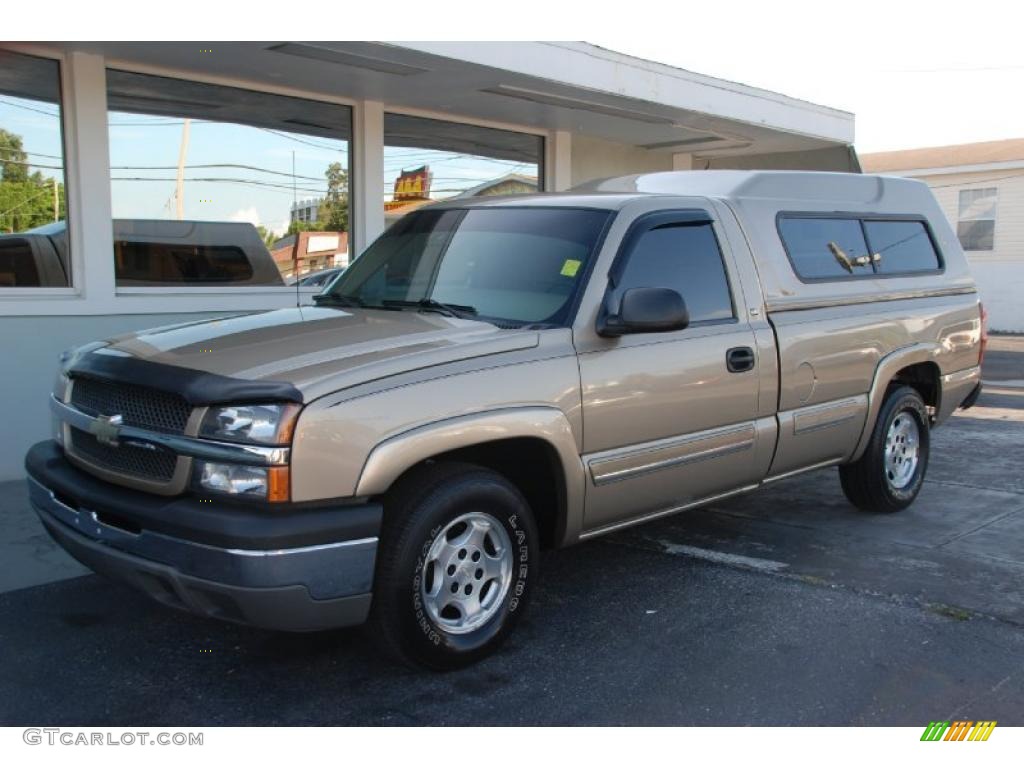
[{"x1": 292, "y1": 149, "x2": 300, "y2": 308}]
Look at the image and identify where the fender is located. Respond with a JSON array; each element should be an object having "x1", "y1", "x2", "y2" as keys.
[
  {"x1": 850, "y1": 342, "x2": 942, "y2": 461},
  {"x1": 354, "y1": 406, "x2": 586, "y2": 547}
]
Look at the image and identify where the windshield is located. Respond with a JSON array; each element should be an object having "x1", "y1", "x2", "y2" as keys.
[{"x1": 325, "y1": 207, "x2": 611, "y2": 327}]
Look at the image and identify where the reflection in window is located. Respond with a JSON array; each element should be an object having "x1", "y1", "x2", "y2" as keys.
[
  {"x1": 616, "y1": 223, "x2": 734, "y2": 323},
  {"x1": 862, "y1": 220, "x2": 940, "y2": 274},
  {"x1": 779, "y1": 217, "x2": 873, "y2": 279},
  {"x1": 383, "y1": 113, "x2": 543, "y2": 227},
  {"x1": 106, "y1": 70, "x2": 352, "y2": 286},
  {"x1": 0, "y1": 51, "x2": 69, "y2": 287},
  {"x1": 957, "y1": 187, "x2": 996, "y2": 252}
]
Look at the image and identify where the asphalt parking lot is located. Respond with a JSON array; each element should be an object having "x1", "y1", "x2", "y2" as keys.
[{"x1": 0, "y1": 339, "x2": 1022, "y2": 726}]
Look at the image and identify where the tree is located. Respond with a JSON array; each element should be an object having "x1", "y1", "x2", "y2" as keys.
[
  {"x1": 0, "y1": 127, "x2": 65, "y2": 233},
  {"x1": 255, "y1": 225, "x2": 278, "y2": 248},
  {"x1": 319, "y1": 162, "x2": 349, "y2": 232},
  {"x1": 286, "y1": 219, "x2": 325, "y2": 237},
  {"x1": 0, "y1": 128, "x2": 29, "y2": 183}
]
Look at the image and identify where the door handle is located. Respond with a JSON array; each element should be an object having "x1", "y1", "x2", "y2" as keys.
[{"x1": 726, "y1": 346, "x2": 756, "y2": 373}]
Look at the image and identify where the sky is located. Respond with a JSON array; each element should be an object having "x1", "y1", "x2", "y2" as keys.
[
  {"x1": 594, "y1": 4, "x2": 1024, "y2": 154},
  {"x1": 2, "y1": 96, "x2": 535, "y2": 238},
  {"x1": 5, "y1": 10, "x2": 1021, "y2": 234}
]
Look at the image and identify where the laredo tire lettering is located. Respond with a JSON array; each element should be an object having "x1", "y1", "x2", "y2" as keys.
[{"x1": 368, "y1": 462, "x2": 539, "y2": 670}]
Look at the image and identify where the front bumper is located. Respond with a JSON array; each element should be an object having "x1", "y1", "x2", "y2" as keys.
[{"x1": 26, "y1": 441, "x2": 381, "y2": 631}]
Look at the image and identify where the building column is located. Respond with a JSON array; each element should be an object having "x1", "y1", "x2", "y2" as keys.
[
  {"x1": 547, "y1": 130, "x2": 572, "y2": 191},
  {"x1": 63, "y1": 51, "x2": 116, "y2": 305},
  {"x1": 672, "y1": 153, "x2": 694, "y2": 170},
  {"x1": 351, "y1": 100, "x2": 385, "y2": 255}
]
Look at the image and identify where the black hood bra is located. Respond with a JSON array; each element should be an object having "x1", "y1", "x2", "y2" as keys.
[{"x1": 68, "y1": 349, "x2": 304, "y2": 406}]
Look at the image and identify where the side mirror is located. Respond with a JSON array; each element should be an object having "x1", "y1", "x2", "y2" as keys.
[{"x1": 597, "y1": 287, "x2": 689, "y2": 337}]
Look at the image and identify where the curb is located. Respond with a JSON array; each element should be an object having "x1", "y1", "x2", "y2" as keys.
[{"x1": 982, "y1": 379, "x2": 1024, "y2": 390}]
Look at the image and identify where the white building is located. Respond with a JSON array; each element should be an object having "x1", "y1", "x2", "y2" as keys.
[
  {"x1": 290, "y1": 198, "x2": 323, "y2": 224},
  {"x1": 0, "y1": 41, "x2": 856, "y2": 479},
  {"x1": 861, "y1": 139, "x2": 1024, "y2": 331}
]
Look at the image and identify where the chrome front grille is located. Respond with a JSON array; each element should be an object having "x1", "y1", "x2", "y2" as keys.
[
  {"x1": 70, "y1": 377, "x2": 191, "y2": 434},
  {"x1": 65, "y1": 377, "x2": 194, "y2": 491},
  {"x1": 69, "y1": 426, "x2": 178, "y2": 482}
]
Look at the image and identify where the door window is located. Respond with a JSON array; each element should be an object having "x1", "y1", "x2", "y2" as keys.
[{"x1": 615, "y1": 220, "x2": 734, "y2": 324}]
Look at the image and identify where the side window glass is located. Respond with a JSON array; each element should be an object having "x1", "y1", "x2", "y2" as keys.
[
  {"x1": 863, "y1": 220, "x2": 940, "y2": 274},
  {"x1": 617, "y1": 221, "x2": 734, "y2": 324},
  {"x1": 779, "y1": 217, "x2": 872, "y2": 279}
]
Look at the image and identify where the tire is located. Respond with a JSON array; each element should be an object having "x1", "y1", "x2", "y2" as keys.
[
  {"x1": 367, "y1": 462, "x2": 538, "y2": 670},
  {"x1": 839, "y1": 385, "x2": 930, "y2": 513}
]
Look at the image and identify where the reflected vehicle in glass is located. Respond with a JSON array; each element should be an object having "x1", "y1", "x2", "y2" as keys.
[
  {"x1": 289, "y1": 266, "x2": 346, "y2": 288},
  {"x1": 27, "y1": 171, "x2": 985, "y2": 670},
  {"x1": 0, "y1": 219, "x2": 284, "y2": 287}
]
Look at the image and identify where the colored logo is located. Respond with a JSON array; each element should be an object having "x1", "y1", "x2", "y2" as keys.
[
  {"x1": 392, "y1": 166, "x2": 432, "y2": 201},
  {"x1": 920, "y1": 721, "x2": 996, "y2": 741}
]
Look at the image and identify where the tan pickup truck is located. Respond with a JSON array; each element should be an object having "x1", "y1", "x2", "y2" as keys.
[{"x1": 27, "y1": 171, "x2": 985, "y2": 668}]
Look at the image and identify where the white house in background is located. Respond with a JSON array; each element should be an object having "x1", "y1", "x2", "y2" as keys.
[
  {"x1": 861, "y1": 139, "x2": 1024, "y2": 331},
  {"x1": 0, "y1": 41, "x2": 856, "y2": 480}
]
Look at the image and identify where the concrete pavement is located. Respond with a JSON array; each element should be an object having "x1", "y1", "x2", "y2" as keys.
[{"x1": 1, "y1": 341, "x2": 1022, "y2": 725}]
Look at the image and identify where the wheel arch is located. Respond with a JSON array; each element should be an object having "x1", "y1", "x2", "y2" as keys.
[
  {"x1": 355, "y1": 407, "x2": 585, "y2": 548},
  {"x1": 851, "y1": 343, "x2": 942, "y2": 461}
]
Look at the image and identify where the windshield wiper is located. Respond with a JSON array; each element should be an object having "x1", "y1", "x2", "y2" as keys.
[
  {"x1": 313, "y1": 294, "x2": 407, "y2": 311},
  {"x1": 313, "y1": 293, "x2": 363, "y2": 307},
  {"x1": 382, "y1": 298, "x2": 479, "y2": 318}
]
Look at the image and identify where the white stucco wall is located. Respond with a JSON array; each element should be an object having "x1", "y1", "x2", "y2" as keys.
[
  {"x1": 0, "y1": 313, "x2": 234, "y2": 481},
  {"x1": 570, "y1": 134, "x2": 673, "y2": 187}
]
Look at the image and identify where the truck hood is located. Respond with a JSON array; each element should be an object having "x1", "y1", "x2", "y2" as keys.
[{"x1": 94, "y1": 307, "x2": 539, "y2": 401}]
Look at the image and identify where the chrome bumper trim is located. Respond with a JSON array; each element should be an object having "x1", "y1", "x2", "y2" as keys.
[{"x1": 51, "y1": 395, "x2": 289, "y2": 466}]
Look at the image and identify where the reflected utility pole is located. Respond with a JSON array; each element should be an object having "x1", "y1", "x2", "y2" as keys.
[
  {"x1": 291, "y1": 150, "x2": 301, "y2": 298},
  {"x1": 175, "y1": 118, "x2": 191, "y2": 220}
]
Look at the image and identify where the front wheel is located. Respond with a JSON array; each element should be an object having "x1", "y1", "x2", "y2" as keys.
[
  {"x1": 368, "y1": 462, "x2": 538, "y2": 670},
  {"x1": 839, "y1": 385, "x2": 930, "y2": 513}
]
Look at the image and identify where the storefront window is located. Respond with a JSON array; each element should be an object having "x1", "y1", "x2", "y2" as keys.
[
  {"x1": 106, "y1": 70, "x2": 351, "y2": 286},
  {"x1": 383, "y1": 113, "x2": 543, "y2": 228},
  {"x1": 0, "y1": 51, "x2": 70, "y2": 287}
]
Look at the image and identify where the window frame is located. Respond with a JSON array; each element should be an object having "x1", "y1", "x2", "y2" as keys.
[
  {"x1": 0, "y1": 48, "x2": 75, "y2": 297},
  {"x1": 0, "y1": 46, "x2": 561, "y2": 316},
  {"x1": 105, "y1": 67, "x2": 356, "y2": 294},
  {"x1": 776, "y1": 211, "x2": 946, "y2": 284},
  {"x1": 956, "y1": 187, "x2": 997, "y2": 253},
  {"x1": 605, "y1": 209, "x2": 738, "y2": 329},
  {"x1": 381, "y1": 110, "x2": 547, "y2": 198}
]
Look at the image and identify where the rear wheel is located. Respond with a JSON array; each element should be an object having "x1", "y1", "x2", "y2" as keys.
[
  {"x1": 368, "y1": 462, "x2": 538, "y2": 670},
  {"x1": 839, "y1": 385, "x2": 930, "y2": 513}
]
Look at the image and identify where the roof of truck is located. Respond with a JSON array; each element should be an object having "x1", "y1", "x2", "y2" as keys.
[
  {"x1": 571, "y1": 170, "x2": 934, "y2": 207},
  {"x1": 426, "y1": 171, "x2": 935, "y2": 212}
]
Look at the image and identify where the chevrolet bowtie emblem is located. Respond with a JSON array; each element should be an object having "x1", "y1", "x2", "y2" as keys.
[{"x1": 89, "y1": 414, "x2": 123, "y2": 447}]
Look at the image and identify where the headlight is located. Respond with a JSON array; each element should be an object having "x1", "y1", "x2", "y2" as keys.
[
  {"x1": 199, "y1": 403, "x2": 300, "y2": 445},
  {"x1": 196, "y1": 461, "x2": 290, "y2": 502},
  {"x1": 53, "y1": 370, "x2": 70, "y2": 403}
]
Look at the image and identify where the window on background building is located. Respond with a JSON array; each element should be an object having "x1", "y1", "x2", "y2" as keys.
[
  {"x1": 957, "y1": 187, "x2": 997, "y2": 252},
  {"x1": 106, "y1": 70, "x2": 351, "y2": 286},
  {"x1": 382, "y1": 113, "x2": 543, "y2": 228},
  {"x1": 0, "y1": 51, "x2": 70, "y2": 287}
]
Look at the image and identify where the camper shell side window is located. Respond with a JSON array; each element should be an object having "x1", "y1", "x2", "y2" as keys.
[{"x1": 777, "y1": 212, "x2": 944, "y2": 283}]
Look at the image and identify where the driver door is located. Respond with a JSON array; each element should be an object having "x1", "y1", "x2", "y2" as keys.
[{"x1": 576, "y1": 210, "x2": 765, "y2": 533}]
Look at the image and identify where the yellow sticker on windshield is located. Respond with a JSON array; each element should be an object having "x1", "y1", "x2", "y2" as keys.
[{"x1": 560, "y1": 259, "x2": 582, "y2": 277}]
